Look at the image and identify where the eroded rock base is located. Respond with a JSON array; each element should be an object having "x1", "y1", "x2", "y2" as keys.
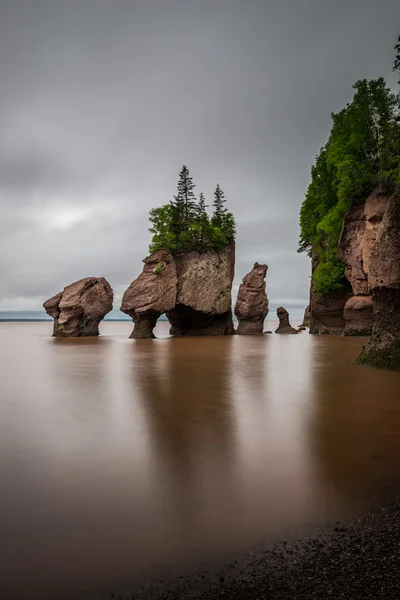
[{"x1": 167, "y1": 305, "x2": 235, "y2": 336}]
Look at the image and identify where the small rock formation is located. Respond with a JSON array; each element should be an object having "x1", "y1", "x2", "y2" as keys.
[
  {"x1": 343, "y1": 295, "x2": 374, "y2": 336},
  {"x1": 302, "y1": 305, "x2": 311, "y2": 326},
  {"x1": 120, "y1": 250, "x2": 177, "y2": 338},
  {"x1": 309, "y1": 251, "x2": 351, "y2": 335},
  {"x1": 43, "y1": 277, "x2": 113, "y2": 337},
  {"x1": 167, "y1": 244, "x2": 235, "y2": 336},
  {"x1": 275, "y1": 307, "x2": 298, "y2": 334},
  {"x1": 234, "y1": 263, "x2": 268, "y2": 334},
  {"x1": 357, "y1": 187, "x2": 400, "y2": 370}
]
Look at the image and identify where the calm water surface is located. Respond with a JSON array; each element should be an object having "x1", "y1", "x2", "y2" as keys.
[{"x1": 1, "y1": 321, "x2": 400, "y2": 599}]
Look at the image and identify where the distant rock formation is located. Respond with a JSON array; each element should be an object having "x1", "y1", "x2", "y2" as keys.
[
  {"x1": 234, "y1": 263, "x2": 268, "y2": 334},
  {"x1": 120, "y1": 250, "x2": 177, "y2": 338},
  {"x1": 167, "y1": 244, "x2": 235, "y2": 336},
  {"x1": 357, "y1": 187, "x2": 400, "y2": 370},
  {"x1": 275, "y1": 307, "x2": 298, "y2": 334},
  {"x1": 43, "y1": 277, "x2": 113, "y2": 337},
  {"x1": 302, "y1": 305, "x2": 311, "y2": 326}
]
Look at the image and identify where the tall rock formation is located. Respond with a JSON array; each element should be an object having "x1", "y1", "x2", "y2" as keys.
[
  {"x1": 43, "y1": 277, "x2": 113, "y2": 337},
  {"x1": 302, "y1": 305, "x2": 311, "y2": 326},
  {"x1": 357, "y1": 187, "x2": 400, "y2": 370},
  {"x1": 338, "y1": 192, "x2": 388, "y2": 335},
  {"x1": 275, "y1": 307, "x2": 298, "y2": 334},
  {"x1": 234, "y1": 263, "x2": 268, "y2": 334},
  {"x1": 120, "y1": 250, "x2": 177, "y2": 338},
  {"x1": 167, "y1": 244, "x2": 235, "y2": 336}
]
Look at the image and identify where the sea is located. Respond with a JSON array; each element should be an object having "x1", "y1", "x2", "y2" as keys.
[{"x1": 1, "y1": 318, "x2": 400, "y2": 599}]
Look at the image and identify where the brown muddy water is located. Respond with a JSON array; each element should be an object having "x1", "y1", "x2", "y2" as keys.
[{"x1": 1, "y1": 321, "x2": 400, "y2": 599}]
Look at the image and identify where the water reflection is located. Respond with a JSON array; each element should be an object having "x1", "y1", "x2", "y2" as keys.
[
  {"x1": 1, "y1": 322, "x2": 400, "y2": 599},
  {"x1": 309, "y1": 336, "x2": 400, "y2": 505}
]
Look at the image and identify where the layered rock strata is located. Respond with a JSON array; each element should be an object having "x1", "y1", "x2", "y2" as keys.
[
  {"x1": 43, "y1": 277, "x2": 113, "y2": 337},
  {"x1": 275, "y1": 307, "x2": 298, "y2": 334},
  {"x1": 234, "y1": 263, "x2": 268, "y2": 334},
  {"x1": 120, "y1": 250, "x2": 177, "y2": 338}
]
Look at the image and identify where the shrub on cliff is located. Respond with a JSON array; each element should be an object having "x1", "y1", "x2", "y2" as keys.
[
  {"x1": 299, "y1": 72, "x2": 400, "y2": 296},
  {"x1": 149, "y1": 166, "x2": 236, "y2": 255}
]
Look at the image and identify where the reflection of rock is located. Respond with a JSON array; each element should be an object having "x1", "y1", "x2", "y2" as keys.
[
  {"x1": 343, "y1": 295, "x2": 374, "y2": 336},
  {"x1": 358, "y1": 187, "x2": 400, "y2": 370},
  {"x1": 234, "y1": 263, "x2": 268, "y2": 334},
  {"x1": 309, "y1": 251, "x2": 350, "y2": 335},
  {"x1": 121, "y1": 250, "x2": 177, "y2": 338},
  {"x1": 275, "y1": 307, "x2": 298, "y2": 334},
  {"x1": 43, "y1": 277, "x2": 113, "y2": 337},
  {"x1": 167, "y1": 244, "x2": 235, "y2": 336}
]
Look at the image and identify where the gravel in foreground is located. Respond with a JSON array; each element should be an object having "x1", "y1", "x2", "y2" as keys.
[{"x1": 110, "y1": 500, "x2": 400, "y2": 600}]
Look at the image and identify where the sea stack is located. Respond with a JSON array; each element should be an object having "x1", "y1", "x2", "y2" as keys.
[
  {"x1": 43, "y1": 277, "x2": 113, "y2": 337},
  {"x1": 275, "y1": 307, "x2": 298, "y2": 334},
  {"x1": 234, "y1": 263, "x2": 268, "y2": 334},
  {"x1": 357, "y1": 187, "x2": 400, "y2": 370},
  {"x1": 166, "y1": 244, "x2": 235, "y2": 336},
  {"x1": 120, "y1": 250, "x2": 177, "y2": 338}
]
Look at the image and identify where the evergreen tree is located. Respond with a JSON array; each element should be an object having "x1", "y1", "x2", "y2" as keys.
[
  {"x1": 298, "y1": 76, "x2": 400, "y2": 297},
  {"x1": 212, "y1": 184, "x2": 227, "y2": 227},
  {"x1": 196, "y1": 193, "x2": 211, "y2": 251},
  {"x1": 148, "y1": 167, "x2": 236, "y2": 255},
  {"x1": 170, "y1": 165, "x2": 197, "y2": 236},
  {"x1": 394, "y1": 34, "x2": 400, "y2": 83}
]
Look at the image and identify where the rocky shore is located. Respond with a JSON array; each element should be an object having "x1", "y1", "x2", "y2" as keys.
[{"x1": 111, "y1": 495, "x2": 400, "y2": 600}]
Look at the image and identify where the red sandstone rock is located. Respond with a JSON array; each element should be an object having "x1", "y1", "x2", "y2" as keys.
[
  {"x1": 358, "y1": 187, "x2": 400, "y2": 370},
  {"x1": 167, "y1": 245, "x2": 235, "y2": 336},
  {"x1": 120, "y1": 250, "x2": 177, "y2": 338},
  {"x1": 275, "y1": 307, "x2": 298, "y2": 334},
  {"x1": 343, "y1": 295, "x2": 374, "y2": 336},
  {"x1": 234, "y1": 263, "x2": 268, "y2": 334},
  {"x1": 43, "y1": 277, "x2": 113, "y2": 337}
]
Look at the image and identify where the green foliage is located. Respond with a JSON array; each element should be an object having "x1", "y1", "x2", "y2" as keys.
[
  {"x1": 154, "y1": 262, "x2": 164, "y2": 277},
  {"x1": 149, "y1": 167, "x2": 236, "y2": 255},
  {"x1": 299, "y1": 75, "x2": 400, "y2": 296}
]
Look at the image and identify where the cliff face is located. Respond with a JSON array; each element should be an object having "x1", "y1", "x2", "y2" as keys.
[
  {"x1": 337, "y1": 193, "x2": 388, "y2": 336},
  {"x1": 167, "y1": 244, "x2": 235, "y2": 336},
  {"x1": 309, "y1": 192, "x2": 389, "y2": 336},
  {"x1": 234, "y1": 263, "x2": 268, "y2": 334},
  {"x1": 120, "y1": 250, "x2": 177, "y2": 338},
  {"x1": 357, "y1": 187, "x2": 400, "y2": 370},
  {"x1": 43, "y1": 277, "x2": 113, "y2": 337}
]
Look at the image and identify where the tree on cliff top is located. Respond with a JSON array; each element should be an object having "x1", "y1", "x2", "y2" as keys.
[
  {"x1": 299, "y1": 71, "x2": 400, "y2": 297},
  {"x1": 394, "y1": 34, "x2": 400, "y2": 83},
  {"x1": 149, "y1": 167, "x2": 236, "y2": 255}
]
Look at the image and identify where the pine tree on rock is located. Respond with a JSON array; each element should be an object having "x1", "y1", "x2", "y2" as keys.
[
  {"x1": 196, "y1": 193, "x2": 211, "y2": 251},
  {"x1": 212, "y1": 184, "x2": 227, "y2": 228},
  {"x1": 170, "y1": 165, "x2": 197, "y2": 236}
]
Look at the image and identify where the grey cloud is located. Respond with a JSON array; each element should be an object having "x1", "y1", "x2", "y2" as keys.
[{"x1": 0, "y1": 0, "x2": 398, "y2": 312}]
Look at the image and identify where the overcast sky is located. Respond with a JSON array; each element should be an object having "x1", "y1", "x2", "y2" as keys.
[{"x1": 0, "y1": 0, "x2": 398, "y2": 312}]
